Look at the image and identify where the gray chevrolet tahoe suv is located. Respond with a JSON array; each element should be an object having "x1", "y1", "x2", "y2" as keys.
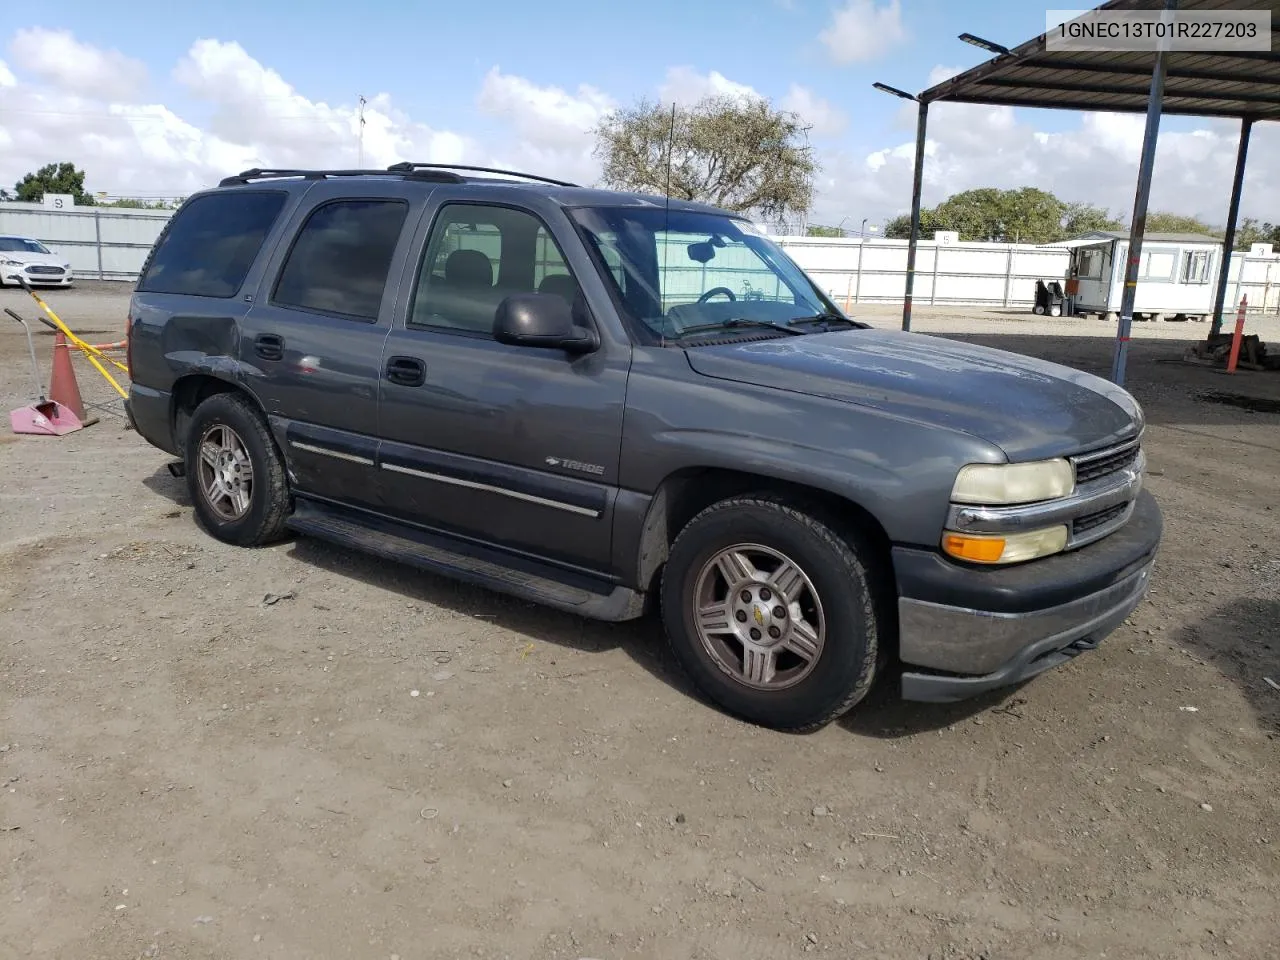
[{"x1": 124, "y1": 163, "x2": 1162, "y2": 731}]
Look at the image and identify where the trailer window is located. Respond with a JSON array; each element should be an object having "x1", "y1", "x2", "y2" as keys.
[
  {"x1": 1138, "y1": 250, "x2": 1176, "y2": 281},
  {"x1": 1078, "y1": 248, "x2": 1103, "y2": 279},
  {"x1": 1182, "y1": 249, "x2": 1212, "y2": 284}
]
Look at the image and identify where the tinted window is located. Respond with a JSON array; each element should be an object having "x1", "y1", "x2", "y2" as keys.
[
  {"x1": 137, "y1": 191, "x2": 286, "y2": 298},
  {"x1": 410, "y1": 204, "x2": 580, "y2": 334},
  {"x1": 273, "y1": 199, "x2": 409, "y2": 321}
]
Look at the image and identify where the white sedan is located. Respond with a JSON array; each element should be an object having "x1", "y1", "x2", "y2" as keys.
[{"x1": 0, "y1": 235, "x2": 74, "y2": 287}]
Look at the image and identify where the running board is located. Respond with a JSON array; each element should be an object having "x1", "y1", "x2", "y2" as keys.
[{"x1": 285, "y1": 499, "x2": 646, "y2": 622}]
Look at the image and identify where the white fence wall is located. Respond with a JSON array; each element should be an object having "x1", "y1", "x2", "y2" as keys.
[
  {"x1": 5, "y1": 202, "x2": 1280, "y2": 314},
  {"x1": 0, "y1": 201, "x2": 171, "y2": 281},
  {"x1": 773, "y1": 235, "x2": 1280, "y2": 314}
]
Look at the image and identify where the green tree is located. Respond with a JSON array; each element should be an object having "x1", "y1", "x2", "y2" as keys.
[
  {"x1": 1061, "y1": 201, "x2": 1123, "y2": 235},
  {"x1": 1232, "y1": 217, "x2": 1280, "y2": 249},
  {"x1": 1144, "y1": 211, "x2": 1219, "y2": 235},
  {"x1": 883, "y1": 208, "x2": 946, "y2": 240},
  {"x1": 100, "y1": 197, "x2": 184, "y2": 210},
  {"x1": 594, "y1": 95, "x2": 817, "y2": 221},
  {"x1": 13, "y1": 162, "x2": 96, "y2": 205},
  {"x1": 885, "y1": 187, "x2": 1065, "y2": 243},
  {"x1": 805, "y1": 224, "x2": 844, "y2": 237}
]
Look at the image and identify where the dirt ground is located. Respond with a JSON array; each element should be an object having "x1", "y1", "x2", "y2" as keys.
[{"x1": 1, "y1": 283, "x2": 1277, "y2": 960}]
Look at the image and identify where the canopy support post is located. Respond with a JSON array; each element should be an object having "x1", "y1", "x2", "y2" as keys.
[
  {"x1": 903, "y1": 99, "x2": 929, "y2": 332},
  {"x1": 1210, "y1": 116, "x2": 1253, "y2": 338}
]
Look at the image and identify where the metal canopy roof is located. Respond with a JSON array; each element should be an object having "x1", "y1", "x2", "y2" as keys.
[{"x1": 921, "y1": 0, "x2": 1280, "y2": 121}]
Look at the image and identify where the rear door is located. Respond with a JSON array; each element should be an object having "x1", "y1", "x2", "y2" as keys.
[{"x1": 239, "y1": 179, "x2": 432, "y2": 510}]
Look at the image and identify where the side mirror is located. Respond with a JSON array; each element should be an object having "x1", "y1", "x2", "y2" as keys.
[{"x1": 493, "y1": 293, "x2": 596, "y2": 354}]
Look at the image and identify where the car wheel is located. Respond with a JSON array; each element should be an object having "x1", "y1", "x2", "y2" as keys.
[
  {"x1": 660, "y1": 495, "x2": 882, "y2": 732},
  {"x1": 184, "y1": 391, "x2": 292, "y2": 547}
]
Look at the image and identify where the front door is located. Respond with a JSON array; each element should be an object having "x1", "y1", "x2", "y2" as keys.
[
  {"x1": 239, "y1": 180, "x2": 429, "y2": 510},
  {"x1": 376, "y1": 196, "x2": 630, "y2": 572}
]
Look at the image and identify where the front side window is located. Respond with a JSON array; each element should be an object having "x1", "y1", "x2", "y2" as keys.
[
  {"x1": 137, "y1": 190, "x2": 287, "y2": 298},
  {"x1": 272, "y1": 198, "x2": 409, "y2": 321},
  {"x1": 409, "y1": 203, "x2": 580, "y2": 334},
  {"x1": 568, "y1": 205, "x2": 846, "y2": 343}
]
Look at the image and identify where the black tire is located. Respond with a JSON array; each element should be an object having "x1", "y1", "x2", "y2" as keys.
[
  {"x1": 183, "y1": 391, "x2": 292, "y2": 547},
  {"x1": 659, "y1": 495, "x2": 883, "y2": 732}
]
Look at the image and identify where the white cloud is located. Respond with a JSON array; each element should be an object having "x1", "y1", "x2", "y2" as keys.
[
  {"x1": 8, "y1": 28, "x2": 147, "y2": 101},
  {"x1": 927, "y1": 65, "x2": 963, "y2": 87},
  {"x1": 781, "y1": 84, "x2": 847, "y2": 136},
  {"x1": 812, "y1": 79, "x2": 1277, "y2": 231},
  {"x1": 477, "y1": 67, "x2": 614, "y2": 148},
  {"x1": 656, "y1": 68, "x2": 845, "y2": 138},
  {"x1": 820, "y1": 0, "x2": 907, "y2": 65},
  {"x1": 658, "y1": 66, "x2": 759, "y2": 106},
  {"x1": 0, "y1": 33, "x2": 1275, "y2": 239}
]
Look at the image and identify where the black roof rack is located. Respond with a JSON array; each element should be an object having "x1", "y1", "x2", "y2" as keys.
[
  {"x1": 385, "y1": 162, "x2": 579, "y2": 188},
  {"x1": 218, "y1": 167, "x2": 466, "y2": 187}
]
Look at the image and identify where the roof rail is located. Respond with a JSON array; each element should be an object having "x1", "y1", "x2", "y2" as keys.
[
  {"x1": 218, "y1": 167, "x2": 466, "y2": 187},
  {"x1": 385, "y1": 162, "x2": 579, "y2": 188}
]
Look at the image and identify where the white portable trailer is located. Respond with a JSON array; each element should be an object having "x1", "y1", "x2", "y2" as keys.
[{"x1": 1052, "y1": 231, "x2": 1224, "y2": 321}]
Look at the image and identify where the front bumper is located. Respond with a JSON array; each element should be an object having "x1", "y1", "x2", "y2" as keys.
[
  {"x1": 2, "y1": 266, "x2": 73, "y2": 286},
  {"x1": 893, "y1": 488, "x2": 1162, "y2": 702}
]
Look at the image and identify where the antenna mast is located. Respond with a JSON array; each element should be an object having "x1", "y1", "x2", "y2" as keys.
[
  {"x1": 357, "y1": 95, "x2": 368, "y2": 167},
  {"x1": 659, "y1": 102, "x2": 677, "y2": 347}
]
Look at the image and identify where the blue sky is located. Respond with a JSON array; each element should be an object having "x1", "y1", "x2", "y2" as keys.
[
  {"x1": 31, "y1": 0, "x2": 1115, "y2": 150},
  {"x1": 0, "y1": 0, "x2": 1246, "y2": 223}
]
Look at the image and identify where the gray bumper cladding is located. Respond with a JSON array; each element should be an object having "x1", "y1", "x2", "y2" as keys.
[{"x1": 897, "y1": 557, "x2": 1154, "y2": 703}]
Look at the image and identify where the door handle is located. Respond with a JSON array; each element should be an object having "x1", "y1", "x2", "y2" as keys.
[
  {"x1": 385, "y1": 355, "x2": 426, "y2": 387},
  {"x1": 254, "y1": 333, "x2": 284, "y2": 361}
]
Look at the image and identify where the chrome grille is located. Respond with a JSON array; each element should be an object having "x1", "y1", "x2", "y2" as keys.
[
  {"x1": 26, "y1": 265, "x2": 65, "y2": 275},
  {"x1": 1073, "y1": 502, "x2": 1127, "y2": 537},
  {"x1": 1072, "y1": 440, "x2": 1140, "y2": 485}
]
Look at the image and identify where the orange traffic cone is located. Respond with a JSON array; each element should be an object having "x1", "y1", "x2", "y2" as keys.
[{"x1": 48, "y1": 331, "x2": 98, "y2": 427}]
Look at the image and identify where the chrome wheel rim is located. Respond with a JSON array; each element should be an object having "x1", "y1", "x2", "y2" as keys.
[
  {"x1": 197, "y1": 424, "x2": 253, "y2": 522},
  {"x1": 692, "y1": 543, "x2": 826, "y2": 691}
]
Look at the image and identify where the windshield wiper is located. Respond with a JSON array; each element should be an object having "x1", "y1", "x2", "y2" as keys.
[
  {"x1": 668, "y1": 318, "x2": 808, "y2": 340},
  {"x1": 786, "y1": 311, "x2": 862, "y2": 330}
]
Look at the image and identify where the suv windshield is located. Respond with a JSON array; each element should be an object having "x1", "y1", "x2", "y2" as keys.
[
  {"x1": 0, "y1": 237, "x2": 51, "y2": 254},
  {"x1": 569, "y1": 205, "x2": 853, "y2": 343}
]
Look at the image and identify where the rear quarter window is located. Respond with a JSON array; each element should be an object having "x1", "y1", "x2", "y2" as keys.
[{"x1": 137, "y1": 190, "x2": 287, "y2": 298}]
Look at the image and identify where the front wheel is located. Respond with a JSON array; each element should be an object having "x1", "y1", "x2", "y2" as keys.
[
  {"x1": 184, "y1": 391, "x2": 292, "y2": 547},
  {"x1": 660, "y1": 495, "x2": 883, "y2": 731}
]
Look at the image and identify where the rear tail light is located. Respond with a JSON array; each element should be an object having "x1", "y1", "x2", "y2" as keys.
[{"x1": 125, "y1": 316, "x2": 133, "y2": 378}]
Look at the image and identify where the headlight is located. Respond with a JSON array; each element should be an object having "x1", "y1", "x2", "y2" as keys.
[
  {"x1": 942, "y1": 525, "x2": 1069, "y2": 564},
  {"x1": 0, "y1": 259, "x2": 20, "y2": 266},
  {"x1": 950, "y1": 458, "x2": 1075, "y2": 505}
]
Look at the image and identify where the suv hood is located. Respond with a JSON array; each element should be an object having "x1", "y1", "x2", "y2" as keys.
[{"x1": 683, "y1": 328, "x2": 1142, "y2": 461}]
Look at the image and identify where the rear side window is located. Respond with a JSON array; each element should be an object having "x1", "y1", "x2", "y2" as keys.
[
  {"x1": 272, "y1": 199, "x2": 409, "y2": 321},
  {"x1": 137, "y1": 191, "x2": 286, "y2": 298}
]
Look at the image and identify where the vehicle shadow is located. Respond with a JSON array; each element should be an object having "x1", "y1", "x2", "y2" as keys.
[
  {"x1": 1172, "y1": 596, "x2": 1280, "y2": 733},
  {"x1": 133, "y1": 464, "x2": 1147, "y2": 739},
  {"x1": 836, "y1": 667, "x2": 1026, "y2": 738},
  {"x1": 142, "y1": 467, "x2": 191, "y2": 506},
  {"x1": 140, "y1": 464, "x2": 698, "y2": 700}
]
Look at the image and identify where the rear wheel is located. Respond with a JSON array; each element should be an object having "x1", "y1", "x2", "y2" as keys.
[
  {"x1": 184, "y1": 392, "x2": 292, "y2": 547},
  {"x1": 660, "y1": 495, "x2": 882, "y2": 731}
]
